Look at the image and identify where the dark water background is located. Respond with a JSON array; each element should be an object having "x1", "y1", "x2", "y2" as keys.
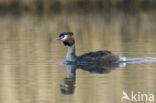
[{"x1": 0, "y1": 7, "x2": 156, "y2": 103}]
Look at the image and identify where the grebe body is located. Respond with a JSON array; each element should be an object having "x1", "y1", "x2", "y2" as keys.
[{"x1": 55, "y1": 32, "x2": 126, "y2": 63}]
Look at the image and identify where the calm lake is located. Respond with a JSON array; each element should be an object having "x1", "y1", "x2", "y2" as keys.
[{"x1": 0, "y1": 10, "x2": 156, "y2": 103}]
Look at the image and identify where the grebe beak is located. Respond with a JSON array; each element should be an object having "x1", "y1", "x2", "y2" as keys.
[{"x1": 54, "y1": 37, "x2": 61, "y2": 40}]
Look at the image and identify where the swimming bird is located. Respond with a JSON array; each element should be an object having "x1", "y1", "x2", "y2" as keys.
[{"x1": 55, "y1": 32, "x2": 126, "y2": 64}]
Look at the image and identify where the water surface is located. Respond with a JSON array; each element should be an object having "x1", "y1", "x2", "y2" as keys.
[{"x1": 0, "y1": 11, "x2": 156, "y2": 103}]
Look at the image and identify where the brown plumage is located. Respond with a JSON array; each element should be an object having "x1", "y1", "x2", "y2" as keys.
[{"x1": 65, "y1": 35, "x2": 75, "y2": 46}]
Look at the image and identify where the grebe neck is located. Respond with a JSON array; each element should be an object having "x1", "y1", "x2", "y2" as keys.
[{"x1": 66, "y1": 44, "x2": 77, "y2": 61}]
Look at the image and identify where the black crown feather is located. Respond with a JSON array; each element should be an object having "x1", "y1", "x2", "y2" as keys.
[{"x1": 59, "y1": 32, "x2": 73, "y2": 37}]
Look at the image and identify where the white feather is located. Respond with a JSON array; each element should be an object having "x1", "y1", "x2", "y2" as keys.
[{"x1": 61, "y1": 35, "x2": 68, "y2": 41}]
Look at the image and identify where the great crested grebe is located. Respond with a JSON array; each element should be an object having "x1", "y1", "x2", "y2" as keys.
[{"x1": 55, "y1": 32, "x2": 126, "y2": 63}]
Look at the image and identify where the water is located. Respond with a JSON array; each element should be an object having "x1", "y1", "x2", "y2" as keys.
[{"x1": 0, "y1": 11, "x2": 156, "y2": 103}]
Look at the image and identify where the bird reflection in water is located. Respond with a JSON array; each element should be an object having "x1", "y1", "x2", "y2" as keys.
[{"x1": 60, "y1": 62, "x2": 126, "y2": 94}]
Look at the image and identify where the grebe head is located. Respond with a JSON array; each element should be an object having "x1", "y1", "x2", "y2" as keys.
[{"x1": 55, "y1": 32, "x2": 75, "y2": 46}]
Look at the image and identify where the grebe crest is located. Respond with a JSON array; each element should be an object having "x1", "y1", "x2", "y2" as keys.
[{"x1": 55, "y1": 32, "x2": 126, "y2": 63}]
